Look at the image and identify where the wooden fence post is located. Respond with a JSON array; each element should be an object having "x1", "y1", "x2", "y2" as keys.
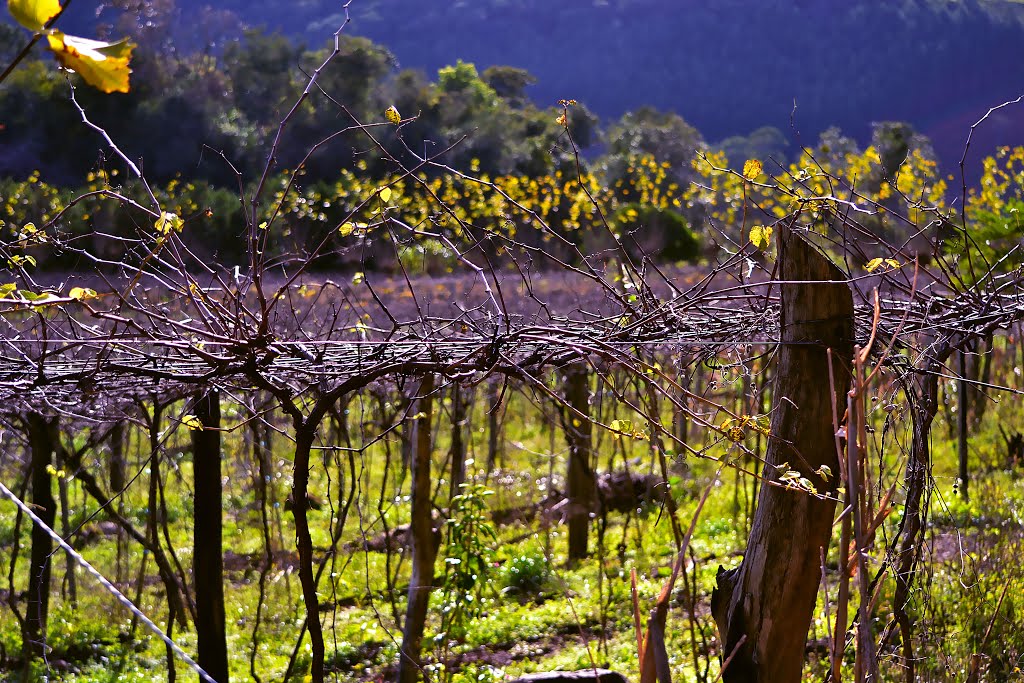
[
  {"x1": 25, "y1": 413, "x2": 56, "y2": 661},
  {"x1": 562, "y1": 363, "x2": 596, "y2": 562},
  {"x1": 398, "y1": 375, "x2": 438, "y2": 683},
  {"x1": 711, "y1": 226, "x2": 854, "y2": 682},
  {"x1": 193, "y1": 390, "x2": 229, "y2": 683}
]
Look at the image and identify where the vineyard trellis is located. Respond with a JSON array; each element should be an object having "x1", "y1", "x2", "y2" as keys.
[{"x1": 3, "y1": 10, "x2": 1024, "y2": 683}]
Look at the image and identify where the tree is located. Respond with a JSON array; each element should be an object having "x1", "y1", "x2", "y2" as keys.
[
  {"x1": 606, "y1": 108, "x2": 702, "y2": 174},
  {"x1": 871, "y1": 121, "x2": 934, "y2": 181},
  {"x1": 312, "y1": 36, "x2": 394, "y2": 114},
  {"x1": 716, "y1": 126, "x2": 789, "y2": 171},
  {"x1": 611, "y1": 203, "x2": 700, "y2": 263},
  {"x1": 815, "y1": 126, "x2": 860, "y2": 169},
  {"x1": 482, "y1": 65, "x2": 536, "y2": 108},
  {"x1": 0, "y1": 22, "x2": 22, "y2": 62},
  {"x1": 222, "y1": 29, "x2": 303, "y2": 128}
]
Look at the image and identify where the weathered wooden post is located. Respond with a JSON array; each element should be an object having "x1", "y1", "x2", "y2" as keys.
[
  {"x1": 192, "y1": 390, "x2": 229, "y2": 683},
  {"x1": 449, "y1": 383, "x2": 468, "y2": 501},
  {"x1": 486, "y1": 379, "x2": 503, "y2": 476},
  {"x1": 25, "y1": 413, "x2": 56, "y2": 661},
  {"x1": 711, "y1": 225, "x2": 854, "y2": 682},
  {"x1": 957, "y1": 348, "x2": 970, "y2": 500},
  {"x1": 561, "y1": 363, "x2": 596, "y2": 562},
  {"x1": 398, "y1": 375, "x2": 437, "y2": 683}
]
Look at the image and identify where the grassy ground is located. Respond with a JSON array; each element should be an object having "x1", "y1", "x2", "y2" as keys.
[{"x1": 2, "y1": 366, "x2": 1024, "y2": 682}]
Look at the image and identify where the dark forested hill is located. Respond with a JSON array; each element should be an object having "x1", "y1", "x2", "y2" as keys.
[{"x1": 40, "y1": 0, "x2": 1024, "y2": 168}]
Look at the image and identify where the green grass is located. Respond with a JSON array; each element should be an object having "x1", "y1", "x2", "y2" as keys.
[{"x1": 2, "y1": 370, "x2": 1024, "y2": 682}]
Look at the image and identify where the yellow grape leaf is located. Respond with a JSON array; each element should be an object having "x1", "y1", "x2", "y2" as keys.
[
  {"x1": 339, "y1": 221, "x2": 368, "y2": 236},
  {"x1": 154, "y1": 211, "x2": 183, "y2": 235},
  {"x1": 8, "y1": 0, "x2": 61, "y2": 31},
  {"x1": 749, "y1": 225, "x2": 773, "y2": 249},
  {"x1": 744, "y1": 414, "x2": 771, "y2": 434},
  {"x1": 68, "y1": 286, "x2": 97, "y2": 300},
  {"x1": 742, "y1": 159, "x2": 763, "y2": 181},
  {"x1": 46, "y1": 31, "x2": 134, "y2": 94},
  {"x1": 865, "y1": 257, "x2": 901, "y2": 273},
  {"x1": 379, "y1": 187, "x2": 392, "y2": 203},
  {"x1": 181, "y1": 415, "x2": 203, "y2": 431},
  {"x1": 384, "y1": 105, "x2": 401, "y2": 125}
]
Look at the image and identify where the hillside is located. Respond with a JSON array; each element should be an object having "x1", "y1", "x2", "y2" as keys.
[{"x1": 56, "y1": 0, "x2": 1024, "y2": 167}]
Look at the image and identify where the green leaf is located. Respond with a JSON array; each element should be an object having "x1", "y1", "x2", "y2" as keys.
[
  {"x1": 7, "y1": 0, "x2": 61, "y2": 31},
  {"x1": 19, "y1": 289, "x2": 58, "y2": 303},
  {"x1": 46, "y1": 31, "x2": 134, "y2": 94},
  {"x1": 154, "y1": 211, "x2": 183, "y2": 235},
  {"x1": 0, "y1": 283, "x2": 16, "y2": 298}
]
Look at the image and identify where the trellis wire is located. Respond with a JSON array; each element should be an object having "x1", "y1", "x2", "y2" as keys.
[{"x1": 0, "y1": 478, "x2": 219, "y2": 683}]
